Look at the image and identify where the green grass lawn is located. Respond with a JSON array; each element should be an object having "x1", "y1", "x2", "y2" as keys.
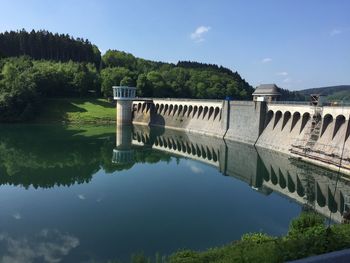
[{"x1": 36, "y1": 98, "x2": 116, "y2": 123}]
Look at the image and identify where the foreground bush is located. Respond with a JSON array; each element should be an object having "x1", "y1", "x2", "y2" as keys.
[
  {"x1": 123, "y1": 212, "x2": 350, "y2": 263},
  {"x1": 168, "y1": 212, "x2": 350, "y2": 263}
]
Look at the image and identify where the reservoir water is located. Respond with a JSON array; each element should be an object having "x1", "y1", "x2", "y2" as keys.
[{"x1": 0, "y1": 124, "x2": 348, "y2": 262}]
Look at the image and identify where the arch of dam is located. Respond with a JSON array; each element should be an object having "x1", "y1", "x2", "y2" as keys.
[
  {"x1": 112, "y1": 125, "x2": 350, "y2": 223},
  {"x1": 127, "y1": 98, "x2": 350, "y2": 175}
]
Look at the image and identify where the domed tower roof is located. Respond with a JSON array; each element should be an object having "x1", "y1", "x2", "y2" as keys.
[{"x1": 252, "y1": 84, "x2": 281, "y2": 96}]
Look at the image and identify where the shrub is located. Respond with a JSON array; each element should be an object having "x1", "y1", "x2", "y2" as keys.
[
  {"x1": 287, "y1": 212, "x2": 324, "y2": 238},
  {"x1": 241, "y1": 232, "x2": 275, "y2": 244},
  {"x1": 137, "y1": 213, "x2": 350, "y2": 263},
  {"x1": 168, "y1": 250, "x2": 201, "y2": 263}
]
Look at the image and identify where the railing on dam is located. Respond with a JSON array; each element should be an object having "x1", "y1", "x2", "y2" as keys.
[
  {"x1": 268, "y1": 101, "x2": 310, "y2": 105},
  {"x1": 133, "y1": 97, "x2": 350, "y2": 107},
  {"x1": 269, "y1": 100, "x2": 350, "y2": 107},
  {"x1": 324, "y1": 102, "x2": 350, "y2": 107},
  {"x1": 133, "y1": 97, "x2": 224, "y2": 103}
]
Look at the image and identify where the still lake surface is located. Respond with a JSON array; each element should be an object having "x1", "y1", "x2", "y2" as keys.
[{"x1": 0, "y1": 124, "x2": 347, "y2": 262}]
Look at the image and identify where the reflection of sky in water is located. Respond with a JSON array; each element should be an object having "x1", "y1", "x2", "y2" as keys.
[
  {"x1": 0, "y1": 124, "x2": 345, "y2": 262},
  {"x1": 185, "y1": 160, "x2": 204, "y2": 174},
  {"x1": 0, "y1": 229, "x2": 79, "y2": 263},
  {"x1": 0, "y1": 158, "x2": 302, "y2": 262},
  {"x1": 77, "y1": 194, "x2": 85, "y2": 200}
]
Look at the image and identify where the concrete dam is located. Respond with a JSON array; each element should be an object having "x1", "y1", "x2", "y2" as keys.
[{"x1": 130, "y1": 98, "x2": 350, "y2": 175}]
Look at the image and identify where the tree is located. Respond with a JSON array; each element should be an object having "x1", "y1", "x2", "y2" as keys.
[
  {"x1": 120, "y1": 76, "x2": 134, "y2": 87},
  {"x1": 146, "y1": 71, "x2": 171, "y2": 97},
  {"x1": 136, "y1": 73, "x2": 151, "y2": 97},
  {"x1": 0, "y1": 56, "x2": 105, "y2": 121},
  {"x1": 100, "y1": 67, "x2": 132, "y2": 97},
  {"x1": 0, "y1": 29, "x2": 101, "y2": 65},
  {"x1": 0, "y1": 57, "x2": 39, "y2": 121},
  {"x1": 102, "y1": 50, "x2": 137, "y2": 69}
]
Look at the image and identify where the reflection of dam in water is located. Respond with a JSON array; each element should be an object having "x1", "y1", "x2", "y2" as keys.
[
  {"x1": 113, "y1": 125, "x2": 134, "y2": 164},
  {"x1": 256, "y1": 148, "x2": 350, "y2": 223},
  {"x1": 132, "y1": 125, "x2": 223, "y2": 169},
  {"x1": 113, "y1": 125, "x2": 350, "y2": 223}
]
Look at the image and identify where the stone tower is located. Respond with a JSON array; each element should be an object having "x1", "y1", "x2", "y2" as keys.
[{"x1": 113, "y1": 86, "x2": 136, "y2": 125}]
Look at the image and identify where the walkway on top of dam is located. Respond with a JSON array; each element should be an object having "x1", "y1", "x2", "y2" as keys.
[{"x1": 132, "y1": 97, "x2": 224, "y2": 102}]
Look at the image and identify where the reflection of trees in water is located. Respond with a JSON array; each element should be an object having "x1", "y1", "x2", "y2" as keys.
[{"x1": 0, "y1": 125, "x2": 171, "y2": 188}]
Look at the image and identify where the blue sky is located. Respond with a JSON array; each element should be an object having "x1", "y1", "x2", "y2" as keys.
[{"x1": 0, "y1": 0, "x2": 349, "y2": 90}]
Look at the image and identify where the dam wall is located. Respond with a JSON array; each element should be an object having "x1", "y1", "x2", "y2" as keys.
[
  {"x1": 132, "y1": 99, "x2": 264, "y2": 141},
  {"x1": 291, "y1": 106, "x2": 350, "y2": 173},
  {"x1": 225, "y1": 101, "x2": 266, "y2": 144},
  {"x1": 132, "y1": 99, "x2": 227, "y2": 137},
  {"x1": 130, "y1": 98, "x2": 350, "y2": 174},
  {"x1": 254, "y1": 103, "x2": 350, "y2": 174},
  {"x1": 255, "y1": 104, "x2": 314, "y2": 153}
]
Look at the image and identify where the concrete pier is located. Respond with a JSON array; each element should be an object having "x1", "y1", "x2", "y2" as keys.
[{"x1": 116, "y1": 100, "x2": 133, "y2": 125}]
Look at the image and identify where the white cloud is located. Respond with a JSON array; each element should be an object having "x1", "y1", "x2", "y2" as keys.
[
  {"x1": 283, "y1": 78, "x2": 291, "y2": 83},
  {"x1": 0, "y1": 229, "x2": 79, "y2": 263},
  {"x1": 190, "y1": 26, "x2": 211, "y2": 42},
  {"x1": 261, "y1": 58, "x2": 272, "y2": 63},
  {"x1": 276, "y1": 72, "x2": 288, "y2": 76},
  {"x1": 77, "y1": 194, "x2": 85, "y2": 200},
  {"x1": 330, "y1": 29, "x2": 342, "y2": 36}
]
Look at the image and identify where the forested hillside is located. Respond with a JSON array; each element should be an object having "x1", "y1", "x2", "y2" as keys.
[
  {"x1": 0, "y1": 29, "x2": 101, "y2": 65},
  {"x1": 300, "y1": 85, "x2": 350, "y2": 101},
  {"x1": 277, "y1": 87, "x2": 306, "y2": 101},
  {"x1": 100, "y1": 50, "x2": 253, "y2": 99},
  {"x1": 0, "y1": 29, "x2": 253, "y2": 122}
]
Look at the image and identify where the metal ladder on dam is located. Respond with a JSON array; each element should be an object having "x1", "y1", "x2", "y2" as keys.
[
  {"x1": 305, "y1": 107, "x2": 323, "y2": 150},
  {"x1": 291, "y1": 106, "x2": 323, "y2": 154}
]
